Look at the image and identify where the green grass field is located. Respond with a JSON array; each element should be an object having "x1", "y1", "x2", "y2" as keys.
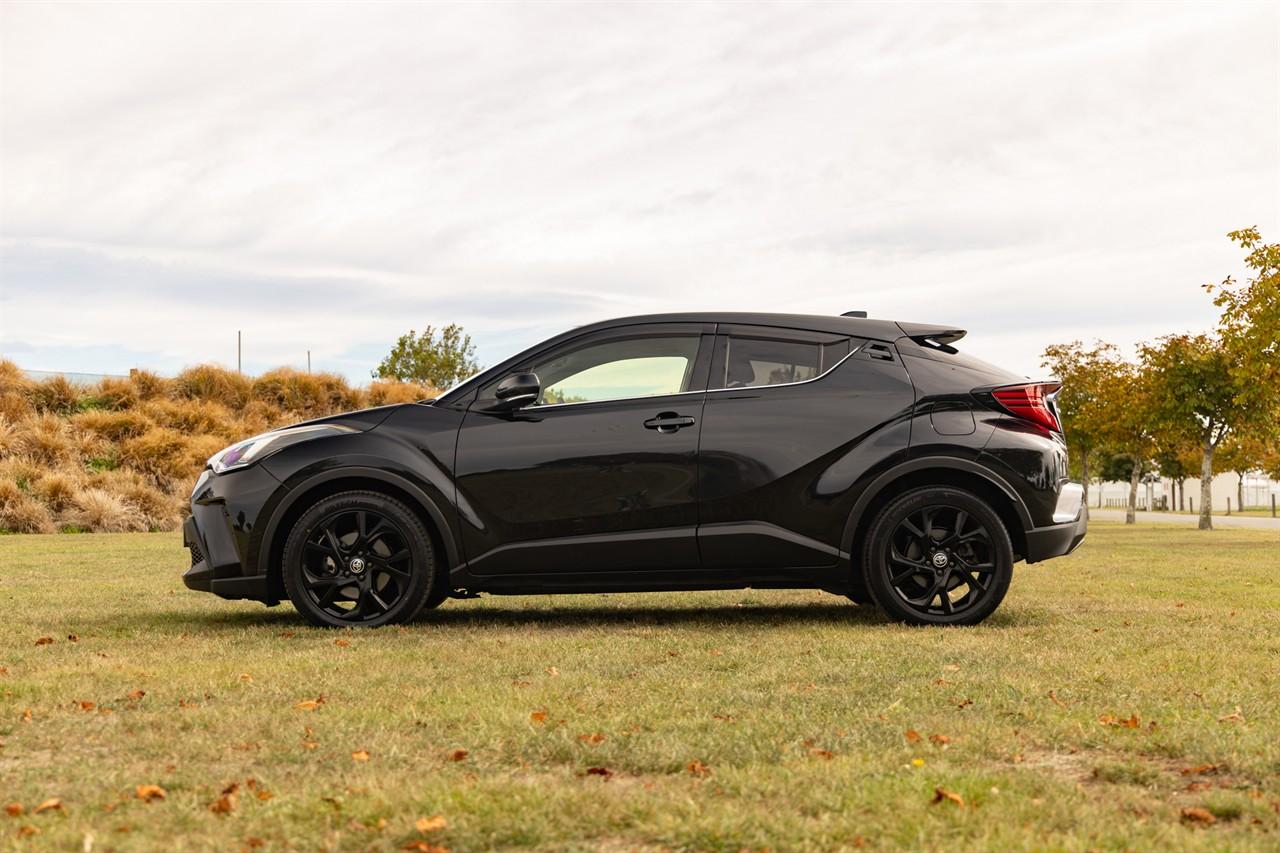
[{"x1": 2, "y1": 522, "x2": 1278, "y2": 851}]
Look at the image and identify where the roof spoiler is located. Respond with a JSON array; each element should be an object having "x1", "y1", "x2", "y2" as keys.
[{"x1": 896, "y1": 322, "x2": 967, "y2": 347}]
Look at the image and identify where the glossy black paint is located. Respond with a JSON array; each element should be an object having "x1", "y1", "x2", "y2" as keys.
[{"x1": 182, "y1": 312, "x2": 1086, "y2": 609}]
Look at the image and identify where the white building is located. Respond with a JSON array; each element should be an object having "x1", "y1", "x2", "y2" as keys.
[{"x1": 1093, "y1": 471, "x2": 1278, "y2": 514}]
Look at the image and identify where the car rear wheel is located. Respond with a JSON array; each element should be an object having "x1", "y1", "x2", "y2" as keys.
[
  {"x1": 282, "y1": 490, "x2": 436, "y2": 628},
  {"x1": 862, "y1": 486, "x2": 1013, "y2": 626}
]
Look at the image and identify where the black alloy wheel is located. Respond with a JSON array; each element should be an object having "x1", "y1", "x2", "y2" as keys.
[
  {"x1": 283, "y1": 491, "x2": 435, "y2": 627},
  {"x1": 863, "y1": 486, "x2": 1013, "y2": 626}
]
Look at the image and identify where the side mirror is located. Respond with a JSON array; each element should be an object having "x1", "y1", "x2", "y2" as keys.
[{"x1": 493, "y1": 372, "x2": 540, "y2": 410}]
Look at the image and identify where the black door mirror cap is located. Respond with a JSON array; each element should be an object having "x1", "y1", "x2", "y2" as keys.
[{"x1": 492, "y1": 372, "x2": 541, "y2": 411}]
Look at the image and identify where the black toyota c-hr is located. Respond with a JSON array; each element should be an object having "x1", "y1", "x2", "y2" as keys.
[{"x1": 183, "y1": 312, "x2": 1086, "y2": 627}]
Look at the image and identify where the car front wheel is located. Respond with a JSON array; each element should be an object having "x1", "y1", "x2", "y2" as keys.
[
  {"x1": 862, "y1": 486, "x2": 1013, "y2": 626},
  {"x1": 282, "y1": 490, "x2": 436, "y2": 628}
]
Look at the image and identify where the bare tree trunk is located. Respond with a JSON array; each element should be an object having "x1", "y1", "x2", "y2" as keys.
[
  {"x1": 1238, "y1": 473, "x2": 1245, "y2": 513},
  {"x1": 1127, "y1": 460, "x2": 1140, "y2": 525},
  {"x1": 1199, "y1": 435, "x2": 1214, "y2": 530},
  {"x1": 1081, "y1": 454, "x2": 1090, "y2": 508}
]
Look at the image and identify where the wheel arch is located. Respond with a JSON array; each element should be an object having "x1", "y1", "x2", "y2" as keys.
[
  {"x1": 842, "y1": 458, "x2": 1031, "y2": 566},
  {"x1": 257, "y1": 467, "x2": 458, "y2": 601}
]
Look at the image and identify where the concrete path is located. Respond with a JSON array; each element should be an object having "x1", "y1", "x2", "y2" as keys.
[{"x1": 1089, "y1": 508, "x2": 1280, "y2": 531}]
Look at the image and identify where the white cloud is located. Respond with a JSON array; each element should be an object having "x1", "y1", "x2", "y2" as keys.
[{"x1": 2, "y1": 0, "x2": 1276, "y2": 380}]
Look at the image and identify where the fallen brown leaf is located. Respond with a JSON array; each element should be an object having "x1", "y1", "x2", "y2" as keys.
[
  {"x1": 34, "y1": 637, "x2": 53, "y2": 646},
  {"x1": 77, "y1": 701, "x2": 96, "y2": 712},
  {"x1": 904, "y1": 729, "x2": 922, "y2": 743},
  {"x1": 577, "y1": 732, "x2": 606, "y2": 745},
  {"x1": 126, "y1": 689, "x2": 145, "y2": 701},
  {"x1": 1218, "y1": 708, "x2": 1246, "y2": 723},
  {"x1": 334, "y1": 639, "x2": 350, "y2": 647},
  {"x1": 32, "y1": 798, "x2": 62, "y2": 814},
  {"x1": 931, "y1": 787, "x2": 964, "y2": 807},
  {"x1": 1047, "y1": 690, "x2": 1067, "y2": 708},
  {"x1": 447, "y1": 748, "x2": 468, "y2": 762},
  {"x1": 67, "y1": 634, "x2": 79, "y2": 643},
  {"x1": 401, "y1": 842, "x2": 449, "y2": 853},
  {"x1": 17, "y1": 826, "x2": 38, "y2": 837},
  {"x1": 415, "y1": 815, "x2": 447, "y2": 832},
  {"x1": 238, "y1": 673, "x2": 253, "y2": 683},
  {"x1": 942, "y1": 664, "x2": 960, "y2": 672},
  {"x1": 956, "y1": 698, "x2": 973, "y2": 709},
  {"x1": 5, "y1": 803, "x2": 22, "y2": 817},
  {"x1": 352, "y1": 750, "x2": 370, "y2": 762},
  {"x1": 21, "y1": 709, "x2": 32, "y2": 722},
  {"x1": 545, "y1": 666, "x2": 559, "y2": 676},
  {"x1": 210, "y1": 783, "x2": 239, "y2": 815},
  {"x1": 809, "y1": 748, "x2": 834, "y2": 760},
  {"x1": 585, "y1": 766, "x2": 613, "y2": 778},
  {"x1": 255, "y1": 790, "x2": 273, "y2": 801},
  {"x1": 1181, "y1": 806, "x2": 1216, "y2": 825},
  {"x1": 295, "y1": 698, "x2": 324, "y2": 711},
  {"x1": 1181, "y1": 763, "x2": 1222, "y2": 776},
  {"x1": 929, "y1": 734, "x2": 951, "y2": 746},
  {"x1": 686, "y1": 759, "x2": 711, "y2": 777},
  {"x1": 530, "y1": 710, "x2": 547, "y2": 724},
  {"x1": 134, "y1": 785, "x2": 166, "y2": 803}
]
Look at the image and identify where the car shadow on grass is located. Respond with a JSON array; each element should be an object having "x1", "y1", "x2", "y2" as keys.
[{"x1": 93, "y1": 596, "x2": 1042, "y2": 635}]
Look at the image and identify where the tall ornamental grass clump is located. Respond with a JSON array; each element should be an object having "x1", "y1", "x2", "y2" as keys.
[{"x1": 0, "y1": 360, "x2": 436, "y2": 533}]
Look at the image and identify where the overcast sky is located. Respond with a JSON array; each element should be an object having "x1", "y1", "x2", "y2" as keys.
[{"x1": 1, "y1": 1, "x2": 1276, "y2": 382}]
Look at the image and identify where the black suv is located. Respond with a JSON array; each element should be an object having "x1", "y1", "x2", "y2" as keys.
[{"x1": 183, "y1": 312, "x2": 1086, "y2": 627}]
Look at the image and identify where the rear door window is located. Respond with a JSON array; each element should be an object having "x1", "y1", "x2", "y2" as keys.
[{"x1": 712, "y1": 328, "x2": 852, "y2": 390}]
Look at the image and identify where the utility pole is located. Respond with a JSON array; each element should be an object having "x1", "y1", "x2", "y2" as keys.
[
  {"x1": 307, "y1": 350, "x2": 311, "y2": 374},
  {"x1": 237, "y1": 330, "x2": 242, "y2": 375}
]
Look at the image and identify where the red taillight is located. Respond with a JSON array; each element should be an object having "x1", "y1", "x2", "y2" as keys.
[{"x1": 991, "y1": 382, "x2": 1062, "y2": 433}]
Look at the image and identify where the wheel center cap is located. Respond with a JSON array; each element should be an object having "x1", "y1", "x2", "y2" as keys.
[
  {"x1": 348, "y1": 557, "x2": 366, "y2": 574},
  {"x1": 931, "y1": 552, "x2": 949, "y2": 569}
]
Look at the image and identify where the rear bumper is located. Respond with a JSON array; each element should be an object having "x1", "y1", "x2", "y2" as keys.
[{"x1": 1023, "y1": 483, "x2": 1088, "y2": 563}]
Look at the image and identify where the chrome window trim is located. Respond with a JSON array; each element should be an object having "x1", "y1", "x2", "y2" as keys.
[{"x1": 525, "y1": 341, "x2": 866, "y2": 412}]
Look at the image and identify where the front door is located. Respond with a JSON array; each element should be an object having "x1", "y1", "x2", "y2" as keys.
[{"x1": 455, "y1": 323, "x2": 714, "y2": 577}]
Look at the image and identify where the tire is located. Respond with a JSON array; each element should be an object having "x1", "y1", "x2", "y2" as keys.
[
  {"x1": 862, "y1": 486, "x2": 1013, "y2": 626},
  {"x1": 282, "y1": 490, "x2": 436, "y2": 628}
]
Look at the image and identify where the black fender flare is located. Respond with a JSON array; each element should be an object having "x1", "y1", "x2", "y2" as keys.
[
  {"x1": 839, "y1": 456, "x2": 1033, "y2": 557},
  {"x1": 256, "y1": 466, "x2": 460, "y2": 578}
]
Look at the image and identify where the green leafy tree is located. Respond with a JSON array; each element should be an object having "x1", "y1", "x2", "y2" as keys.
[
  {"x1": 1151, "y1": 437, "x2": 1200, "y2": 512},
  {"x1": 373, "y1": 324, "x2": 480, "y2": 389},
  {"x1": 1204, "y1": 227, "x2": 1280, "y2": 436},
  {"x1": 1041, "y1": 340, "x2": 1127, "y2": 507},
  {"x1": 1217, "y1": 432, "x2": 1270, "y2": 512},
  {"x1": 1093, "y1": 359, "x2": 1155, "y2": 524},
  {"x1": 1138, "y1": 333, "x2": 1257, "y2": 530}
]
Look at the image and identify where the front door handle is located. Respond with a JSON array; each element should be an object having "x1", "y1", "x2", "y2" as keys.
[{"x1": 643, "y1": 412, "x2": 696, "y2": 433}]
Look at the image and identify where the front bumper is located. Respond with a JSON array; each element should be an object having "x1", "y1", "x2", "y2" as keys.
[
  {"x1": 1023, "y1": 482, "x2": 1088, "y2": 563},
  {"x1": 181, "y1": 465, "x2": 283, "y2": 602}
]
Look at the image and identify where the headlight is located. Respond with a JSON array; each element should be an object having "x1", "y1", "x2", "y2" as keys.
[{"x1": 208, "y1": 424, "x2": 355, "y2": 474}]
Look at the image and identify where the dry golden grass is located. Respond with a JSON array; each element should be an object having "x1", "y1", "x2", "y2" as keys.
[
  {"x1": 30, "y1": 471, "x2": 81, "y2": 513},
  {"x1": 0, "y1": 478, "x2": 54, "y2": 533},
  {"x1": 0, "y1": 360, "x2": 437, "y2": 533},
  {"x1": 14, "y1": 412, "x2": 79, "y2": 467},
  {"x1": 72, "y1": 408, "x2": 155, "y2": 442},
  {"x1": 65, "y1": 487, "x2": 145, "y2": 533}
]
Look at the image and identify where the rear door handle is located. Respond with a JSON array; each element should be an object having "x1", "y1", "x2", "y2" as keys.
[{"x1": 643, "y1": 413, "x2": 696, "y2": 433}]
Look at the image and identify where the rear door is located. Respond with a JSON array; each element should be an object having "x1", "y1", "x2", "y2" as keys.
[{"x1": 696, "y1": 324, "x2": 915, "y2": 571}]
